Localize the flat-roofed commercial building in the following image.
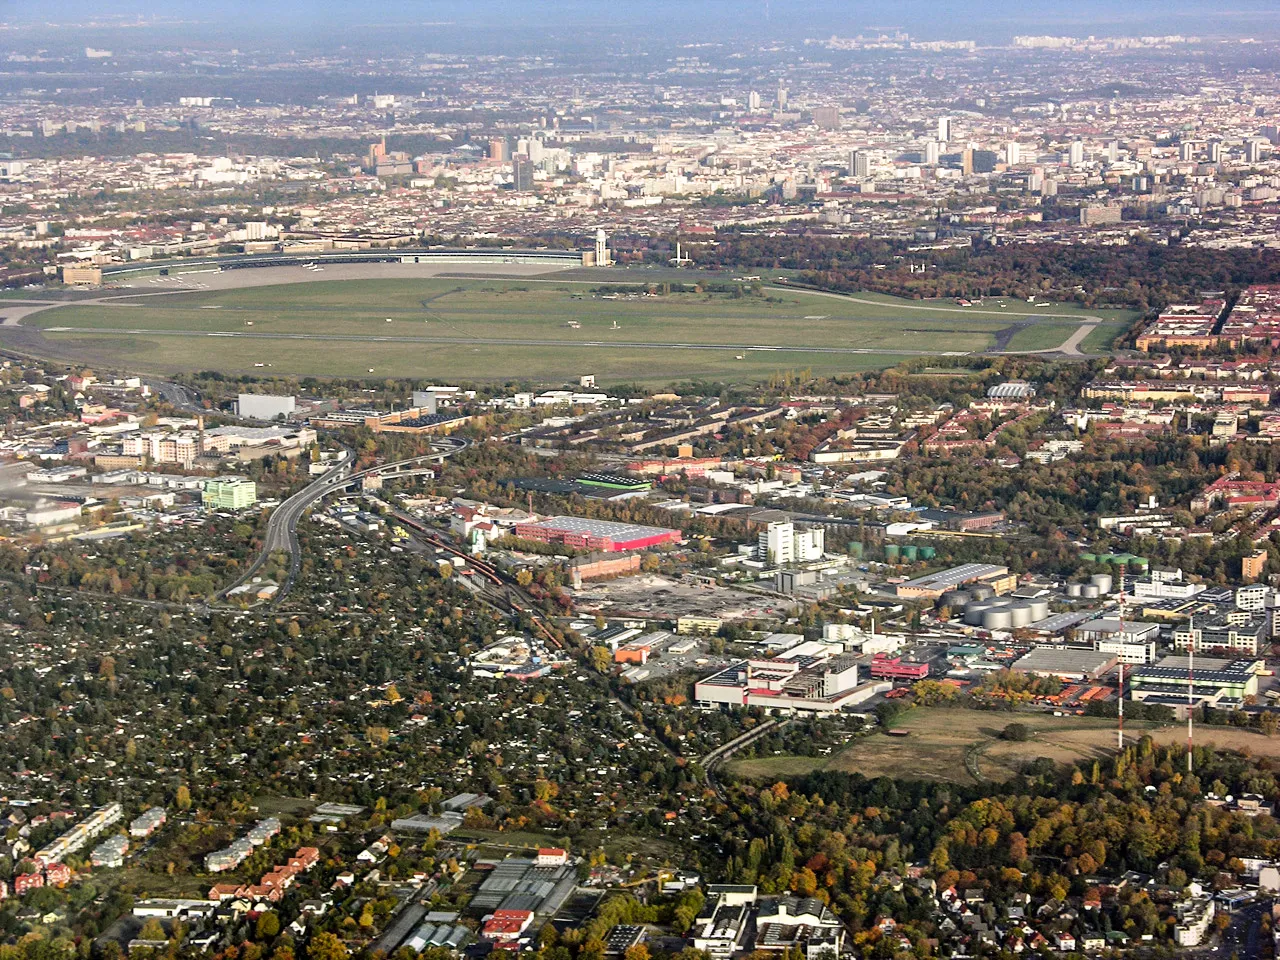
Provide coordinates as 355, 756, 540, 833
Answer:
1129, 656, 1262, 708
62, 264, 103, 285
1074, 618, 1161, 644
1172, 616, 1268, 656
1011, 648, 1118, 681
236, 394, 296, 420
696, 650, 875, 713
895, 563, 1014, 600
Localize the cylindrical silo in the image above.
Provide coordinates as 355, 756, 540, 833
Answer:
964, 601, 996, 625
1081, 584, 1100, 599
940, 589, 971, 610
1090, 573, 1113, 595
902, 544, 919, 562
969, 584, 995, 602
1066, 583, 1082, 598
1027, 599, 1050, 622
1008, 603, 1033, 628
982, 608, 1014, 630
885, 543, 900, 562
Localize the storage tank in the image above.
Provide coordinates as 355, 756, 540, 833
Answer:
963, 601, 997, 625
902, 544, 919, 562
939, 589, 971, 610
981, 608, 1014, 631
919, 546, 938, 560
848, 541, 864, 559
1081, 584, 1100, 599
1027, 599, 1051, 622
884, 543, 901, 561
1008, 603, 1034, 628
1090, 573, 1113, 595
969, 584, 996, 602
1066, 583, 1083, 598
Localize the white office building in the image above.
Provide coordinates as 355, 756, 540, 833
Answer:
236, 393, 296, 420
758, 521, 825, 565
760, 521, 795, 565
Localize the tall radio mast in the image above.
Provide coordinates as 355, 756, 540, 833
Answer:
1117, 572, 1125, 751
1187, 616, 1195, 775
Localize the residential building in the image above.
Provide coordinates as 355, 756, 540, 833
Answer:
129, 808, 167, 839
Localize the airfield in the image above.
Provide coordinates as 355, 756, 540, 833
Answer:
0, 261, 1135, 384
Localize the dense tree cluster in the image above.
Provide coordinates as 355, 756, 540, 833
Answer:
715, 739, 1280, 950
676, 235, 1280, 311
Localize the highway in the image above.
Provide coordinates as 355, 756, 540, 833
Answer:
145, 378, 205, 413
216, 437, 469, 604
1209, 896, 1271, 960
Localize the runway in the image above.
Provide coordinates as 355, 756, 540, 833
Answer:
35, 324, 942, 357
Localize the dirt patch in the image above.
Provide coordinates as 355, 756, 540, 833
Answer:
571, 573, 779, 620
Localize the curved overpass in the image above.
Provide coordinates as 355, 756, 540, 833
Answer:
217, 437, 468, 605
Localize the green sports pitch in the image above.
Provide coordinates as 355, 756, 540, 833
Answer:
27, 276, 1134, 384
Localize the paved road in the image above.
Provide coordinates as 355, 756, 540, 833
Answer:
146, 378, 204, 412
1182, 897, 1272, 960
217, 439, 469, 604
217, 450, 356, 601
1017, 321, 1101, 357
1222, 897, 1270, 960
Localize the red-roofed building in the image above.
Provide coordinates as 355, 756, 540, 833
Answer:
13, 873, 43, 894
869, 654, 930, 680
535, 847, 568, 866
1192, 474, 1280, 513
482, 909, 534, 942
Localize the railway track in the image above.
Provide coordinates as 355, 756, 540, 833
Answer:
391, 511, 563, 649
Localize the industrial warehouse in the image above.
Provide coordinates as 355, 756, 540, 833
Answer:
512, 516, 682, 552
894, 563, 1018, 600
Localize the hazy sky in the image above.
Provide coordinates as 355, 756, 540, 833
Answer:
13, 0, 1280, 41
